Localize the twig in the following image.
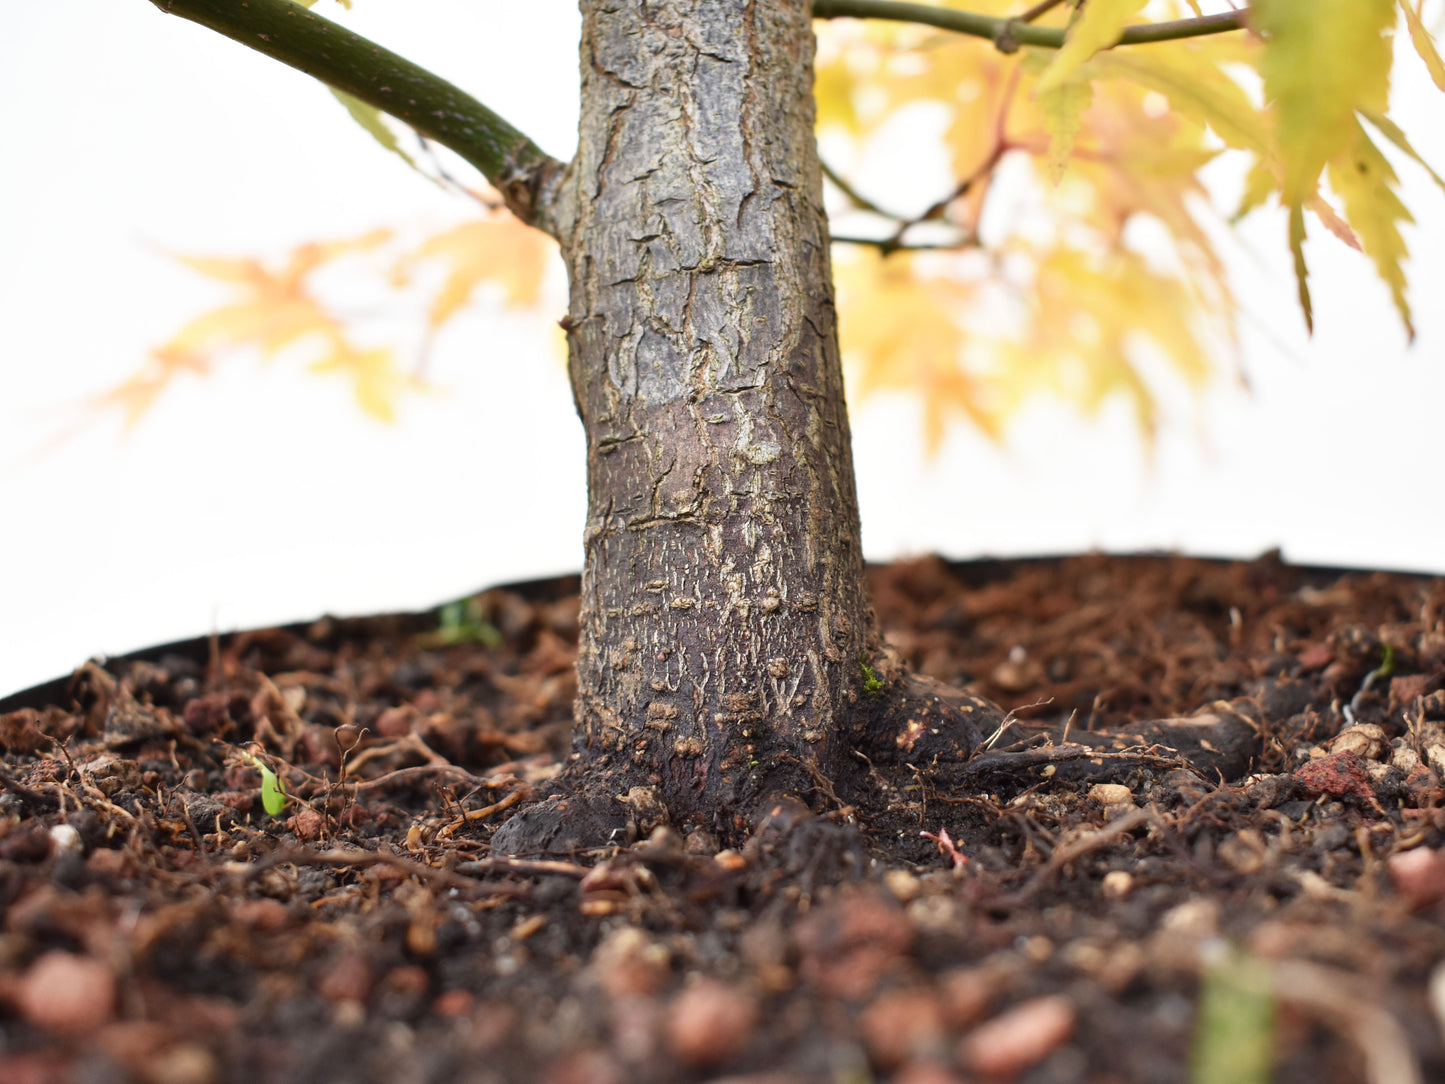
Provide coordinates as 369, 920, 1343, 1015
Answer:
455, 856, 592, 879
0, 767, 60, 812
145, 0, 562, 231
994, 805, 1166, 905
813, 0, 1248, 53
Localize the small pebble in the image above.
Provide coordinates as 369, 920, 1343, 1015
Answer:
1388, 847, 1445, 909
957, 995, 1075, 1077
666, 980, 757, 1068
16, 951, 116, 1034
1101, 870, 1133, 899
1088, 784, 1133, 807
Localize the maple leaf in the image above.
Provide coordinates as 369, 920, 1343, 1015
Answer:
1400, 0, 1445, 92
395, 214, 555, 333
1327, 120, 1416, 339
1253, 0, 1396, 205
96, 229, 395, 427
1035, 0, 1150, 96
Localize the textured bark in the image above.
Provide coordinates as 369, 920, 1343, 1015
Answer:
547, 0, 873, 835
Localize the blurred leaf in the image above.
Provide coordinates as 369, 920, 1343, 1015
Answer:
1191, 949, 1274, 1084
395, 215, 555, 332
1036, 71, 1093, 184
1400, 0, 1445, 91
329, 88, 433, 179
1035, 0, 1149, 96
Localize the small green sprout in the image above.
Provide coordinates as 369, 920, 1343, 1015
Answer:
242, 752, 288, 816
859, 655, 884, 697
419, 596, 503, 648
1191, 946, 1274, 1084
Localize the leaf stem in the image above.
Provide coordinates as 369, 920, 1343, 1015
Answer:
812, 0, 1246, 51
145, 0, 563, 232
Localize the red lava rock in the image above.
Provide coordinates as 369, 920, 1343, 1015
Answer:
892, 1065, 967, 1084
375, 705, 419, 738
181, 695, 230, 736
382, 965, 431, 997
231, 897, 289, 931
215, 791, 255, 813
666, 980, 758, 1069
1389, 673, 1432, 712
1388, 847, 1445, 909
541, 1048, 624, 1084
15, 952, 117, 1035
957, 995, 1075, 1078
794, 891, 914, 1000
1292, 750, 1378, 803
1297, 643, 1333, 670
860, 987, 946, 1069
939, 968, 998, 1026
433, 989, 474, 1017
287, 806, 325, 841
591, 928, 672, 998
0, 709, 50, 754
317, 952, 373, 1004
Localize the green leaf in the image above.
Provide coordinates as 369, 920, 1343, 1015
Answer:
329, 88, 435, 181
1191, 949, 1275, 1084
244, 752, 287, 816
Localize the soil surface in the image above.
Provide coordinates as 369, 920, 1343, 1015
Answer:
3, 552, 1445, 1084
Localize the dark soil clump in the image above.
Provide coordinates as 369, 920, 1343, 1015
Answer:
2, 552, 1444, 1083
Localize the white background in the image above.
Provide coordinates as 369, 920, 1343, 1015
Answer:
2, 1, 1443, 697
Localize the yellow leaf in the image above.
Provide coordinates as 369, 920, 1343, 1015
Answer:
1090, 42, 1268, 153
310, 345, 407, 422
814, 57, 862, 134
1327, 121, 1415, 338
1035, 0, 1149, 96
1400, 0, 1445, 92
1361, 109, 1445, 194
1253, 0, 1396, 204
834, 250, 1002, 450
399, 215, 555, 331
1233, 156, 1278, 220
1036, 76, 1093, 184
1288, 202, 1312, 334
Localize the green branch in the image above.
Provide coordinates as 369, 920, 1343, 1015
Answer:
812, 0, 1247, 51
145, 0, 562, 231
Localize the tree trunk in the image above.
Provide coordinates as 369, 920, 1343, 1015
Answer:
491, 0, 992, 855
552, 0, 872, 838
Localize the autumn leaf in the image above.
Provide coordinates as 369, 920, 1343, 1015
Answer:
1327, 121, 1415, 338
1035, 0, 1149, 96
96, 229, 397, 426
1253, 0, 1396, 205
395, 214, 555, 333
1035, 66, 1093, 185
1400, 0, 1445, 92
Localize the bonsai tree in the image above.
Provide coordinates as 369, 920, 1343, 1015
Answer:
133, 0, 1442, 849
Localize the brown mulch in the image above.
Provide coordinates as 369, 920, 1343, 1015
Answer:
2, 552, 1445, 1083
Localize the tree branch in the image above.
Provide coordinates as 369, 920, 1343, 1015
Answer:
812, 0, 1247, 52
145, 0, 564, 234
